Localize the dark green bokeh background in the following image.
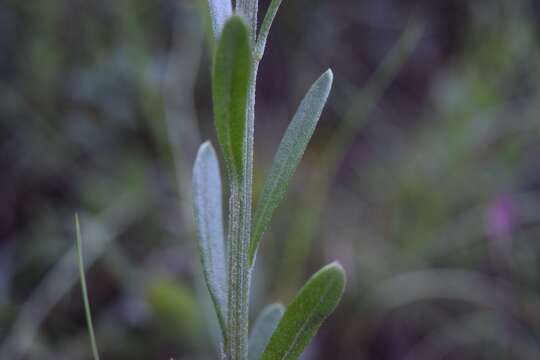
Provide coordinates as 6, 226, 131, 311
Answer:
1, 0, 540, 359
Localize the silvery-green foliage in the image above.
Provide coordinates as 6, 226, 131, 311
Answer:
193, 2, 345, 360
254, 0, 283, 60
260, 263, 346, 360
74, 1, 345, 359
212, 16, 252, 183
193, 142, 228, 339
207, 0, 233, 38
212, 16, 253, 359
250, 70, 333, 265
248, 303, 284, 360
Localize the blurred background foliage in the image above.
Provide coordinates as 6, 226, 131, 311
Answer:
1, 0, 540, 359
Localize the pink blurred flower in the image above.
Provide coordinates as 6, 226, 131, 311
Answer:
484, 195, 514, 239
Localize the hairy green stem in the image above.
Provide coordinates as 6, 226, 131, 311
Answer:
236, 0, 258, 42
203, 3, 343, 359
225, 2, 263, 358
226, 41, 261, 360
227, 183, 248, 359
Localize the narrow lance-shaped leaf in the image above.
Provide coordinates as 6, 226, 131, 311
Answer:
250, 70, 333, 264
212, 16, 252, 183
207, 0, 233, 38
193, 142, 228, 339
261, 262, 346, 360
248, 303, 285, 360
255, 0, 284, 60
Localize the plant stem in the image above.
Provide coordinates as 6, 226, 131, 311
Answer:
225, 3, 259, 359
226, 38, 261, 360
236, 0, 258, 43
227, 60, 260, 360
227, 183, 246, 359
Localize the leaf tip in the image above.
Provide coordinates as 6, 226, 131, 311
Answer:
195, 141, 217, 163
328, 260, 345, 272
327, 260, 344, 271
323, 261, 347, 289
201, 139, 212, 147
311, 68, 334, 105
222, 14, 250, 37
323, 68, 334, 83
316, 69, 333, 92
267, 302, 285, 313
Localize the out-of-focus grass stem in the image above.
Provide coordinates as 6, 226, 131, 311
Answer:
75, 214, 101, 360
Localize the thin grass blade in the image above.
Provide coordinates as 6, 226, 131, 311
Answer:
193, 142, 228, 339
260, 262, 346, 360
212, 16, 252, 183
255, 0, 284, 60
248, 303, 285, 360
75, 214, 101, 360
250, 70, 333, 264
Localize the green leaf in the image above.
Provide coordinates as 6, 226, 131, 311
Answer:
250, 70, 333, 264
212, 16, 252, 183
192, 142, 228, 339
248, 303, 285, 360
261, 262, 346, 360
255, 0, 284, 60
207, 0, 232, 38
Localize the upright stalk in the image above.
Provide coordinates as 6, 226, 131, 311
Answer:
227, 182, 249, 359
236, 0, 258, 43
201, 2, 342, 359
226, 54, 257, 360
226, 2, 258, 359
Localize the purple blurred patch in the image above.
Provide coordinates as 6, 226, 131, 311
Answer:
484, 195, 514, 239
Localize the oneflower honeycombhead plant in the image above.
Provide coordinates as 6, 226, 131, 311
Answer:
194, 1, 346, 360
